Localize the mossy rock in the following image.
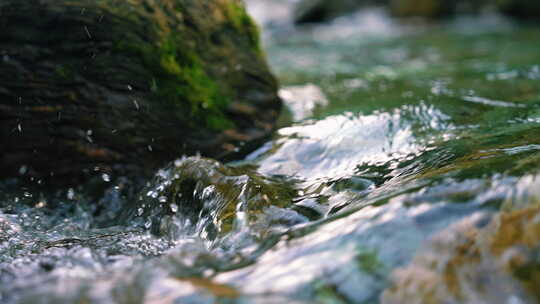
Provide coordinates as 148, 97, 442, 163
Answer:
121, 157, 297, 240
382, 206, 540, 303
0, 0, 280, 188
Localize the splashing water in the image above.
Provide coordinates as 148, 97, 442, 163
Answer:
2, 8, 540, 304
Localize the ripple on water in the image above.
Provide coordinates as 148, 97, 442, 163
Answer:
2, 10, 540, 303
255, 103, 452, 181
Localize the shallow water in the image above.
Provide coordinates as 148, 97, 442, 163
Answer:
2, 7, 540, 304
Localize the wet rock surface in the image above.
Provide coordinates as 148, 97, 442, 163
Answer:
497, 0, 540, 18
291, 0, 540, 23
0, 0, 281, 188
382, 203, 540, 304
122, 157, 299, 241
2, 2, 540, 304
293, 0, 372, 24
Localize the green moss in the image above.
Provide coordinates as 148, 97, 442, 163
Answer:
356, 247, 385, 276
102, 0, 273, 131
224, 1, 263, 55
116, 32, 234, 130
312, 280, 349, 304
156, 35, 234, 129
101, 0, 247, 131
54, 65, 74, 80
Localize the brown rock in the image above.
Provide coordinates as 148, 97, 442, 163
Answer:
0, 0, 281, 188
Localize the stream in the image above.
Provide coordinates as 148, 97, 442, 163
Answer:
2, 4, 540, 304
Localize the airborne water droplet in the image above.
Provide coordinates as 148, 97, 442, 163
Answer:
137, 208, 144, 216
102, 173, 110, 182
67, 188, 75, 200
170, 203, 178, 213
144, 219, 152, 229
19, 165, 27, 175
146, 190, 158, 198
158, 196, 167, 203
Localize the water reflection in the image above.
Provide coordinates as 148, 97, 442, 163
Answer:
255, 103, 450, 182
2, 3, 540, 303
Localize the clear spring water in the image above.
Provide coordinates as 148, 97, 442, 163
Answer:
2, 8, 540, 304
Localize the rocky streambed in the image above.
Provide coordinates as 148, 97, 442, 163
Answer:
2, 2, 540, 303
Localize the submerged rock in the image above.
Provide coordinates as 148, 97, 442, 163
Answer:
294, 0, 361, 24
293, 0, 393, 24
389, 0, 491, 18
0, 0, 281, 188
497, 0, 540, 18
389, 0, 456, 18
293, 0, 505, 22
122, 157, 299, 241
382, 205, 540, 304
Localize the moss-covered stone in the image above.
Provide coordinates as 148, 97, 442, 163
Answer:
122, 157, 297, 239
0, 0, 281, 189
382, 206, 540, 303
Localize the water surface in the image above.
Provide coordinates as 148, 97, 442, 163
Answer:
2, 7, 540, 304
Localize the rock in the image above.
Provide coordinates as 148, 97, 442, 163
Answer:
122, 157, 298, 240
294, 0, 492, 22
389, 0, 456, 18
293, 0, 540, 23
0, 0, 281, 188
390, 0, 498, 18
382, 206, 540, 304
497, 0, 540, 18
294, 0, 383, 24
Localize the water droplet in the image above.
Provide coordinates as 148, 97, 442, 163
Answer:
67, 188, 75, 200
170, 203, 178, 213
202, 186, 215, 199
19, 165, 27, 175
159, 196, 167, 203
144, 219, 152, 229
137, 208, 144, 216
84, 26, 92, 39
146, 190, 158, 198
101, 173, 110, 182
35, 201, 46, 208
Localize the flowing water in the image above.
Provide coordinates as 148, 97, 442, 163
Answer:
2, 6, 540, 304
